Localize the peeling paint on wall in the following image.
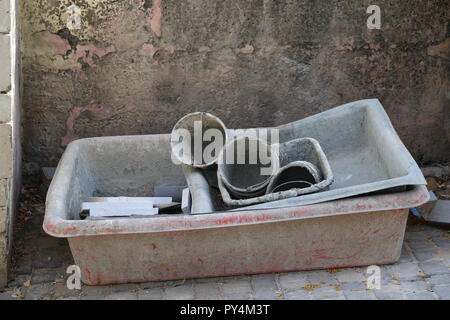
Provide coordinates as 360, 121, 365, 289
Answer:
62, 102, 116, 146
427, 38, 450, 60
19, 0, 450, 172
146, 0, 162, 37
138, 43, 158, 57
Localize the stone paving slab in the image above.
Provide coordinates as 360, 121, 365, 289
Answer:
433, 284, 450, 299
138, 287, 164, 300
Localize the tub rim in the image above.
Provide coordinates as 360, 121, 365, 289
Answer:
44, 184, 429, 238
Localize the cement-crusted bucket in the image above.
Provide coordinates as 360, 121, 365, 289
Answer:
218, 137, 333, 206
170, 112, 228, 167
217, 136, 279, 199
266, 161, 321, 194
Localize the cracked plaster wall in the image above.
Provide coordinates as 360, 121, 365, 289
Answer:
20, 0, 449, 172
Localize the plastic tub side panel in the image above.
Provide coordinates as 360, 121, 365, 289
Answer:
44, 185, 428, 238
68, 208, 408, 285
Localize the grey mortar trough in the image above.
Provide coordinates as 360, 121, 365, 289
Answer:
43, 99, 428, 285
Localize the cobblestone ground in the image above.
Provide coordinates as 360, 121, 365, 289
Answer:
0, 185, 449, 300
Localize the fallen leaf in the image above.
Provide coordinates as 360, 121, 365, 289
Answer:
426, 177, 440, 191
328, 268, 341, 273
41, 296, 55, 300
303, 284, 320, 291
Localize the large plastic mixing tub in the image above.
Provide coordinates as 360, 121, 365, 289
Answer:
44, 132, 429, 285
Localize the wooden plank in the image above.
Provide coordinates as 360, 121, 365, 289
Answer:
82, 202, 158, 217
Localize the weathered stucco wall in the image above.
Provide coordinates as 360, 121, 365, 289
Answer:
20, 0, 449, 172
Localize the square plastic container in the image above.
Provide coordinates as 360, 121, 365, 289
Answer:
44, 131, 428, 285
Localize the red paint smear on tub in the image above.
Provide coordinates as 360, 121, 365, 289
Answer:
146, 0, 162, 37
213, 213, 277, 226
60, 226, 79, 235
312, 246, 365, 261
43, 222, 56, 234
61, 102, 116, 146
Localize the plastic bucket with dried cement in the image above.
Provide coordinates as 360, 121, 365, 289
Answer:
217, 136, 279, 199
219, 137, 333, 206
266, 160, 322, 194
170, 112, 228, 167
